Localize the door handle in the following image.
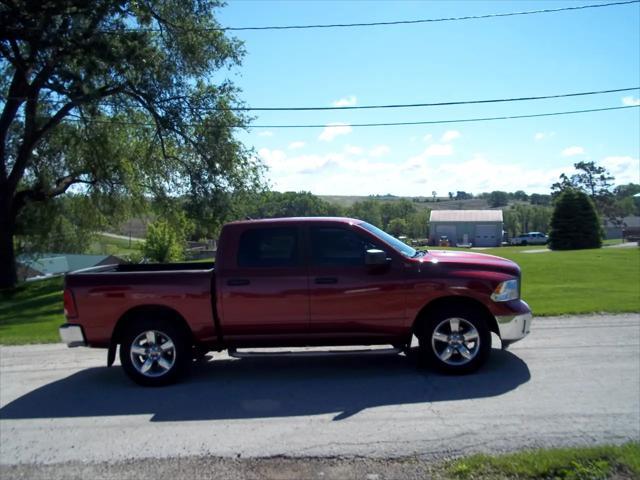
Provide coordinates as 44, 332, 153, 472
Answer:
227, 278, 250, 286
315, 277, 338, 284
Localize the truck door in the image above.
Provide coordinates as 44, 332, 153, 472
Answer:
218, 225, 309, 342
307, 224, 407, 341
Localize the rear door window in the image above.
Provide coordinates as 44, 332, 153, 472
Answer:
237, 227, 299, 267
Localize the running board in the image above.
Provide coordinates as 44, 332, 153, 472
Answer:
227, 347, 402, 359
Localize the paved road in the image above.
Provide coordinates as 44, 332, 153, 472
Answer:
1, 314, 639, 470
99, 231, 144, 243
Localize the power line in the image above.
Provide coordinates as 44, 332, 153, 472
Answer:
3, 86, 638, 112
204, 86, 640, 111
98, 0, 639, 32
62, 105, 639, 129
249, 105, 640, 128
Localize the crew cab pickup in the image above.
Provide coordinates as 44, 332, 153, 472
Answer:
60, 217, 532, 386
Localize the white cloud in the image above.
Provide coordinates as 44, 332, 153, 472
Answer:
318, 123, 352, 142
258, 148, 287, 168
257, 130, 274, 137
369, 145, 390, 157
534, 132, 555, 141
264, 144, 579, 196
622, 96, 640, 106
561, 146, 585, 157
441, 130, 461, 142
288, 141, 305, 150
404, 144, 454, 171
422, 133, 433, 142
424, 143, 454, 156
344, 145, 364, 155
258, 148, 335, 174
332, 95, 357, 107
601, 156, 640, 184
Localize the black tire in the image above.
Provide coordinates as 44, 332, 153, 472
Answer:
416, 305, 491, 374
119, 318, 191, 386
521, 240, 528, 246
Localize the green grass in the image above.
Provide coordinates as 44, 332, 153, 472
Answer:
0, 276, 64, 344
482, 246, 639, 316
422, 245, 640, 316
448, 443, 640, 479
87, 233, 142, 256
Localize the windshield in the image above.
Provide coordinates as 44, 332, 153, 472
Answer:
358, 222, 418, 258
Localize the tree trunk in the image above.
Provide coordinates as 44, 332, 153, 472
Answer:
0, 196, 17, 290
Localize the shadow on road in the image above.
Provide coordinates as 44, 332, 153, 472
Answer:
0, 349, 530, 422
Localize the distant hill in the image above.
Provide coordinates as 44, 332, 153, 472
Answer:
320, 195, 495, 211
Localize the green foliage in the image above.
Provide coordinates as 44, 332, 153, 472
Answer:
1, 0, 262, 287
349, 200, 383, 226
406, 210, 430, 238
503, 204, 552, 237
512, 190, 528, 201
550, 161, 634, 224
248, 191, 340, 218
448, 443, 639, 479
549, 189, 602, 250
346, 198, 426, 238
142, 219, 187, 263
552, 161, 614, 199
14, 194, 118, 255
488, 190, 509, 207
529, 193, 552, 206
386, 218, 408, 236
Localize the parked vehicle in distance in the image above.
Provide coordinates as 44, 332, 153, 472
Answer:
60, 217, 533, 386
510, 232, 548, 246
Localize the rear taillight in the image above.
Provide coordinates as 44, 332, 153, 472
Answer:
63, 289, 78, 318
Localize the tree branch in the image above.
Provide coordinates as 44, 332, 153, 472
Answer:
6, 84, 124, 194
11, 174, 95, 218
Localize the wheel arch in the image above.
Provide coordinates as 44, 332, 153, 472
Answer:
412, 296, 500, 338
108, 305, 193, 367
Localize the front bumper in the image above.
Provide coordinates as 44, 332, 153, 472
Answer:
59, 324, 86, 347
495, 301, 533, 347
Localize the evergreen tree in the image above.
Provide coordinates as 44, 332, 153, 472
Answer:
549, 189, 602, 250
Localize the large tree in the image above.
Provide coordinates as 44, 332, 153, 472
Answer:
0, 0, 262, 288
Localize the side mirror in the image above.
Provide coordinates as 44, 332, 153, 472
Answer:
365, 249, 389, 266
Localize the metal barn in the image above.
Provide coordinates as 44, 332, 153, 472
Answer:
428, 210, 503, 247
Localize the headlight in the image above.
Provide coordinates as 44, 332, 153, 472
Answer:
491, 279, 519, 302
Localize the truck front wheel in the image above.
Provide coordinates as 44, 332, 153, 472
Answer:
417, 306, 491, 374
120, 319, 191, 386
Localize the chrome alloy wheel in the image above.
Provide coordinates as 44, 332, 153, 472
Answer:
431, 317, 480, 366
129, 330, 176, 378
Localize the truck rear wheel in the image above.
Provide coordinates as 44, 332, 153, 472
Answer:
417, 306, 491, 374
120, 319, 190, 386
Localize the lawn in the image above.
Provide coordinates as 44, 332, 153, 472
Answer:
87, 233, 142, 257
448, 442, 640, 479
0, 276, 64, 345
0, 246, 638, 345
476, 246, 640, 316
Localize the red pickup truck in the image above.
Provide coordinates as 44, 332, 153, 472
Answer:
60, 217, 532, 386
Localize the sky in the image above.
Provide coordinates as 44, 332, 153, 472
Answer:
215, 0, 640, 196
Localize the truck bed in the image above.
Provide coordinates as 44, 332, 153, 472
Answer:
71, 262, 215, 274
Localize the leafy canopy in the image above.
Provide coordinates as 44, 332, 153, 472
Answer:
0, 0, 264, 286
